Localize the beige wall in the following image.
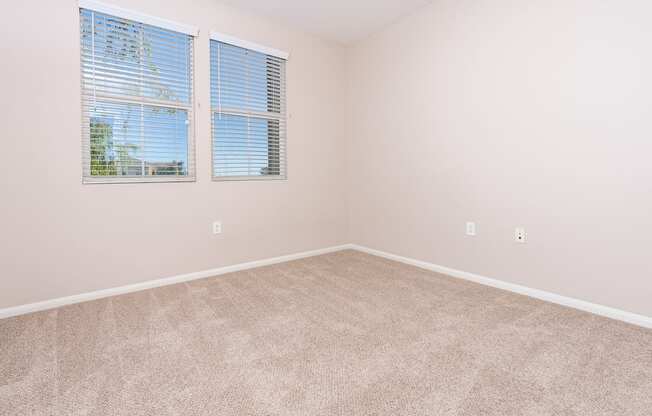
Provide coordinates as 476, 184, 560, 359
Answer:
0, 0, 348, 309
2, 0, 651, 318
346, 0, 652, 317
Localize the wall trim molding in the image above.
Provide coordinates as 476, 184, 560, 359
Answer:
350, 244, 652, 329
2, 243, 650, 329
0, 244, 354, 320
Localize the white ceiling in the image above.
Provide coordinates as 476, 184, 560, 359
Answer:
221, 0, 432, 44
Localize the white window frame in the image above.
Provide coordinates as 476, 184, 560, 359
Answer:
209, 32, 289, 181
79, 0, 198, 36
209, 32, 289, 60
79, 0, 198, 184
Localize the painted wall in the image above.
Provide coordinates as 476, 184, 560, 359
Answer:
2, 0, 651, 319
346, 0, 652, 317
0, 0, 348, 309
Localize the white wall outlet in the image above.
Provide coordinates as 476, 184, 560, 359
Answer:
466, 222, 476, 236
212, 221, 222, 235
515, 227, 526, 243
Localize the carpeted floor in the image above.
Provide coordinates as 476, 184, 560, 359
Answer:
1, 250, 651, 415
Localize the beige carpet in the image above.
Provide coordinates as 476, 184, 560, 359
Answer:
1, 250, 651, 415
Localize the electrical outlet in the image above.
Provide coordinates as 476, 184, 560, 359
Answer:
213, 221, 222, 235
515, 227, 525, 243
466, 222, 476, 236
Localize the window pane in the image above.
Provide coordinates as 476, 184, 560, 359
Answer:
213, 113, 280, 177
210, 42, 282, 114
210, 39, 286, 180
88, 101, 188, 177
80, 7, 194, 183
80, 9, 192, 104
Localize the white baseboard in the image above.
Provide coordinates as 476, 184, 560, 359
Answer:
350, 244, 652, 329
0, 244, 353, 320
2, 243, 650, 329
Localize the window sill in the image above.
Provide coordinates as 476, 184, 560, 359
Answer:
212, 175, 287, 182
82, 176, 196, 184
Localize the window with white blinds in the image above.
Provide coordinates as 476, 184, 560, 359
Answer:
80, 6, 195, 183
210, 37, 287, 180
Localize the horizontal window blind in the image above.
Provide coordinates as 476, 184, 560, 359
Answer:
210, 40, 287, 180
80, 7, 194, 183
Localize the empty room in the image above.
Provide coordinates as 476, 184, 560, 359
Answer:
1, 0, 651, 414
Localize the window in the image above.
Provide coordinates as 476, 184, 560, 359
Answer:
210, 34, 288, 180
79, 2, 196, 183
